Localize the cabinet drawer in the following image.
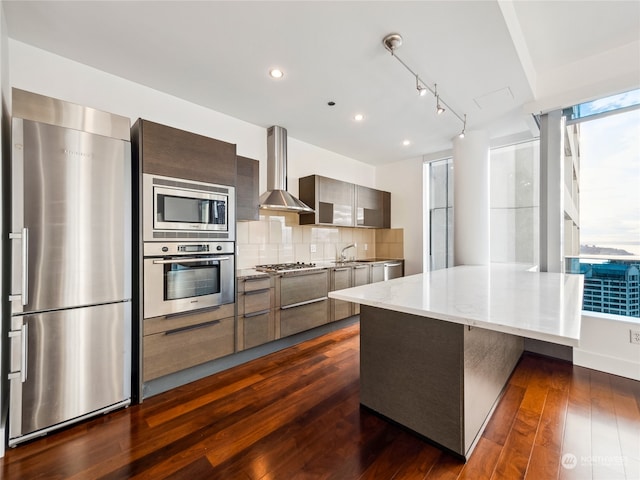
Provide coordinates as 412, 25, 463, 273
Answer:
332, 267, 352, 290
280, 271, 328, 306
241, 276, 271, 292
238, 311, 275, 351
143, 316, 234, 381
280, 299, 329, 337
353, 265, 371, 286
371, 263, 385, 283
241, 289, 271, 314
143, 303, 235, 336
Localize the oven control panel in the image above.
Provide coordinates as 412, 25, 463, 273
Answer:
178, 244, 209, 253
144, 241, 234, 257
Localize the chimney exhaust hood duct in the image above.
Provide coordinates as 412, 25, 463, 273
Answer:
259, 126, 314, 213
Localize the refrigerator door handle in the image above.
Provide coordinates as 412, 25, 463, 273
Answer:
21, 323, 28, 383
9, 227, 29, 306
21, 228, 29, 306
8, 323, 28, 383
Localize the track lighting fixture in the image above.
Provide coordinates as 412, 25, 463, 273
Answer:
434, 84, 445, 115
416, 75, 428, 97
459, 114, 467, 138
382, 33, 466, 135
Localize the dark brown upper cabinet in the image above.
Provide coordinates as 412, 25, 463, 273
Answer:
298, 175, 390, 228
132, 119, 236, 186
299, 175, 355, 226
356, 185, 391, 228
236, 155, 259, 221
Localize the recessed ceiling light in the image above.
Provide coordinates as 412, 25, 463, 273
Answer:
354, 113, 364, 121
269, 68, 284, 79
403, 140, 411, 146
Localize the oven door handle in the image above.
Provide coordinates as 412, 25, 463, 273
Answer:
152, 256, 231, 265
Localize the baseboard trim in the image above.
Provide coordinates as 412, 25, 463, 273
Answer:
573, 349, 640, 381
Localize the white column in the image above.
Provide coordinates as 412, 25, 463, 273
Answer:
453, 130, 490, 266
539, 111, 564, 273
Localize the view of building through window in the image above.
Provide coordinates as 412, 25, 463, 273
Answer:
567, 89, 640, 318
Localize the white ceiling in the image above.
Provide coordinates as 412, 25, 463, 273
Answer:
3, 1, 639, 166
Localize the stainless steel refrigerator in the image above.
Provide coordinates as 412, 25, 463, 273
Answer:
8, 89, 132, 447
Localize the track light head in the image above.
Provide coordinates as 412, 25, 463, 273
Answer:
436, 95, 445, 114
416, 75, 428, 96
459, 114, 467, 138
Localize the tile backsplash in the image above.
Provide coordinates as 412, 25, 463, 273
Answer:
236, 212, 403, 269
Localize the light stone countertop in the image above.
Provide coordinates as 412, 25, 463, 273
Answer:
236, 268, 270, 280
329, 264, 584, 347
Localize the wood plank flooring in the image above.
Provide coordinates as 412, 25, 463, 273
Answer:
1, 322, 639, 479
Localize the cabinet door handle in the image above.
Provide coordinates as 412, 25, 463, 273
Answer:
244, 288, 270, 296
281, 297, 328, 310
164, 319, 221, 336
163, 305, 220, 319
354, 265, 368, 269
334, 268, 351, 272
244, 309, 270, 318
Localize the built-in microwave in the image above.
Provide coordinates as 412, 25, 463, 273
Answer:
143, 173, 235, 242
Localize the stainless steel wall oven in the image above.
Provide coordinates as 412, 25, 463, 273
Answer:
143, 242, 235, 319
143, 173, 235, 242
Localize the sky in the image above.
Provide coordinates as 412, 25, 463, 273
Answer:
578, 91, 640, 256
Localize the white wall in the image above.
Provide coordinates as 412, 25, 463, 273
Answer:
376, 156, 423, 275
286, 136, 375, 198
8, 40, 375, 197
574, 313, 640, 381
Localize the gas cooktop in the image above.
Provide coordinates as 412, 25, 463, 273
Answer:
255, 262, 319, 273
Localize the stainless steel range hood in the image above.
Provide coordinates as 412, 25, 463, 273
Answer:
259, 126, 314, 213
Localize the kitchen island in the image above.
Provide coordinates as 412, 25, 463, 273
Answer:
329, 264, 583, 460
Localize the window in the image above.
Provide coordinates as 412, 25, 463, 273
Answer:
490, 140, 540, 265
565, 89, 640, 318
424, 158, 453, 271
424, 139, 540, 270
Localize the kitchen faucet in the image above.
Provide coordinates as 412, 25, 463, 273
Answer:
340, 244, 356, 261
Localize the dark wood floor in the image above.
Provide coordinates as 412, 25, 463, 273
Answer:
1, 322, 639, 479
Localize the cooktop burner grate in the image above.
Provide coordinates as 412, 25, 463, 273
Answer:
255, 262, 318, 272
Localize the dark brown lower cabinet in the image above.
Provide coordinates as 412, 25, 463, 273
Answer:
237, 275, 275, 351
142, 304, 236, 381
280, 299, 330, 337
331, 267, 353, 321
278, 270, 329, 338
